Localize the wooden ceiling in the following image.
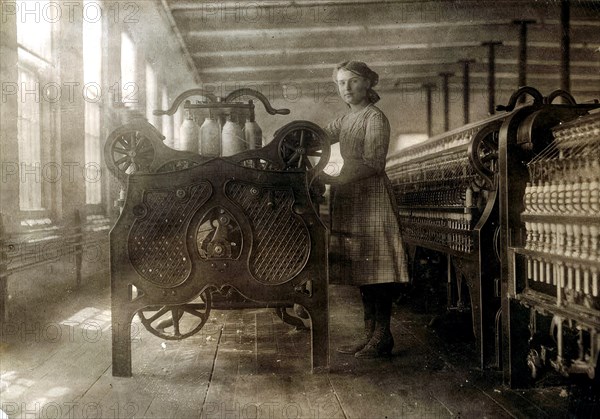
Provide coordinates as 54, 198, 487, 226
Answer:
160, 0, 600, 97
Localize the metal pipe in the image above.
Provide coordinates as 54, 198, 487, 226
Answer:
513, 20, 536, 90
560, 0, 570, 93
422, 83, 435, 137
482, 41, 503, 115
458, 59, 475, 124
439, 72, 454, 132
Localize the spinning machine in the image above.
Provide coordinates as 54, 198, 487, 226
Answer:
386, 106, 504, 370
104, 89, 330, 376
387, 86, 600, 389
499, 88, 600, 387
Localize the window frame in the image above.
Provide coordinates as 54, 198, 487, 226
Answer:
15, 5, 56, 222
16, 60, 54, 219
83, 12, 105, 212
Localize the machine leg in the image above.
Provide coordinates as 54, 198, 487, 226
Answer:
465, 274, 485, 370
307, 304, 329, 373
465, 278, 501, 370
0, 275, 7, 330
112, 305, 134, 377
75, 247, 83, 289
457, 257, 500, 370
275, 307, 309, 331
481, 279, 501, 370
502, 298, 531, 387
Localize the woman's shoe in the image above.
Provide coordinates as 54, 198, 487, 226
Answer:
336, 318, 375, 354
336, 341, 369, 354
354, 328, 393, 358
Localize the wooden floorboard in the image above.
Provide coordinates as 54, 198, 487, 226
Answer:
327, 288, 510, 419
202, 309, 345, 419
1, 280, 581, 419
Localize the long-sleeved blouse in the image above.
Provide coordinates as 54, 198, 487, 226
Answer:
325, 104, 409, 285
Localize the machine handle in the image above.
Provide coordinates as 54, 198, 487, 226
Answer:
545, 89, 577, 105
496, 86, 544, 112
153, 89, 218, 116
225, 88, 290, 115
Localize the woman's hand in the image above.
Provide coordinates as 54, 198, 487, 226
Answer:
318, 173, 340, 185
318, 163, 378, 185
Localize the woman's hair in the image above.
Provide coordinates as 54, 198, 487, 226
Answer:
333, 61, 381, 104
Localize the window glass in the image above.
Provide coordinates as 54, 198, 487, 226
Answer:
146, 62, 157, 123
17, 67, 43, 210
83, 5, 103, 205
15, 0, 54, 211
16, 0, 53, 61
120, 32, 137, 106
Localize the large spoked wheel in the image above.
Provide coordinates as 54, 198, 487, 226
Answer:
137, 290, 212, 340
469, 124, 499, 190
105, 123, 159, 180
275, 121, 330, 176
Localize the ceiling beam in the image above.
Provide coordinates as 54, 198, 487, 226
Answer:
185, 20, 530, 38
197, 60, 598, 76
192, 41, 484, 58
168, 0, 406, 11
193, 71, 599, 87
191, 40, 597, 59
182, 26, 598, 55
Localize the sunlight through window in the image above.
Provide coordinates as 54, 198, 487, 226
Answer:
120, 32, 136, 107
83, 3, 103, 205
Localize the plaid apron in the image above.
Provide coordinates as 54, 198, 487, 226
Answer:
326, 105, 409, 286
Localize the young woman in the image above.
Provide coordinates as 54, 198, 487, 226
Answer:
320, 61, 409, 358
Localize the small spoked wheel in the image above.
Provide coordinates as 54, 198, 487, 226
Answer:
109, 131, 155, 174
105, 123, 159, 180
275, 121, 330, 175
137, 290, 212, 340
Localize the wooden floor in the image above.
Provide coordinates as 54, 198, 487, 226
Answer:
0, 277, 586, 419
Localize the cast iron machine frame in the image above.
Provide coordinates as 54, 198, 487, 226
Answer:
105, 89, 331, 377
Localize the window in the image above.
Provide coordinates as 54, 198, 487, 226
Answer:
83, 7, 103, 205
161, 86, 173, 142
16, 0, 53, 61
83, 105, 102, 205
146, 62, 157, 125
120, 32, 137, 107
16, 0, 53, 211
17, 67, 43, 211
